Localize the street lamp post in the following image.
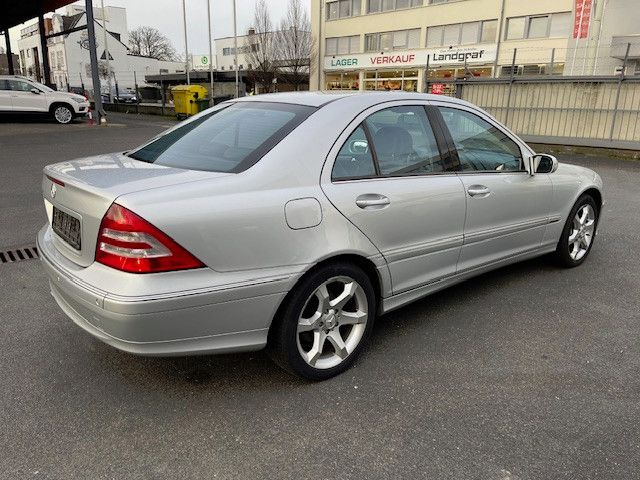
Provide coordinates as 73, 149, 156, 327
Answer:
233, 0, 238, 98
100, 0, 112, 103
182, 0, 190, 84
207, 0, 214, 104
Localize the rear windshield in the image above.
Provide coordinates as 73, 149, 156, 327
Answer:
128, 102, 316, 173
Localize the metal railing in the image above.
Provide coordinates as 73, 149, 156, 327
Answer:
426, 45, 640, 150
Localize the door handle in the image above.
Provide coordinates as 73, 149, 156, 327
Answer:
467, 185, 491, 197
356, 194, 390, 209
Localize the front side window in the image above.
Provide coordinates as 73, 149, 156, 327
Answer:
128, 102, 315, 173
366, 106, 443, 175
8, 80, 33, 92
438, 107, 522, 172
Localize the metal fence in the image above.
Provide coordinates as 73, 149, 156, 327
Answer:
431, 75, 640, 150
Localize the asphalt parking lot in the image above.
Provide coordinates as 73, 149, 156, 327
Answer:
1, 113, 639, 479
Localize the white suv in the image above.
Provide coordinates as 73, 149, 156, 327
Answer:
0, 75, 90, 124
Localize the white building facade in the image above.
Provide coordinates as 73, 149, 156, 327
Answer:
17, 5, 183, 94
311, 0, 640, 92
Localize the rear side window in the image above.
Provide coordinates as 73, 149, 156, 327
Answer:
128, 102, 316, 173
365, 106, 443, 175
438, 107, 523, 172
332, 126, 377, 180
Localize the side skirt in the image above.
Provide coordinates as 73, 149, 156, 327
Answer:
380, 244, 557, 314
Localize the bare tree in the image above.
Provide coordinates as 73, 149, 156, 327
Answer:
275, 0, 313, 90
245, 0, 276, 93
129, 26, 177, 61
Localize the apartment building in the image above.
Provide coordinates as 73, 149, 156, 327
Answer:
310, 0, 635, 92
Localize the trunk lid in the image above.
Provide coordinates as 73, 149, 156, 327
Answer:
42, 152, 229, 267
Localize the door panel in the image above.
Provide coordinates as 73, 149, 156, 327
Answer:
323, 104, 465, 294
0, 80, 12, 111
8, 80, 48, 112
323, 176, 466, 293
434, 104, 553, 271
456, 172, 552, 271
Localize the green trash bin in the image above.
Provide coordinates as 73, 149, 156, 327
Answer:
195, 98, 210, 113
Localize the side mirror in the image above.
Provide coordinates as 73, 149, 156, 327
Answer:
528, 153, 558, 175
30, 88, 41, 95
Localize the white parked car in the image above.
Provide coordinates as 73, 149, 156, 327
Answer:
0, 75, 90, 124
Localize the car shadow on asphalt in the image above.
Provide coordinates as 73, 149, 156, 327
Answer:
0, 113, 86, 125
88, 253, 559, 390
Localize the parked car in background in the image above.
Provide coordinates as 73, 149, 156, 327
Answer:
114, 91, 138, 104
0, 75, 89, 124
38, 92, 604, 380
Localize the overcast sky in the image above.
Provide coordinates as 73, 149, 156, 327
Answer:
4, 0, 307, 56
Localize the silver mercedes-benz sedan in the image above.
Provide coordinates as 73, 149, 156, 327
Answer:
38, 92, 603, 380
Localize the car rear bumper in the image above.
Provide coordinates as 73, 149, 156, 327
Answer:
37, 225, 288, 356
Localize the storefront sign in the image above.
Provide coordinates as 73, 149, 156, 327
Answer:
325, 50, 422, 70
573, 0, 593, 39
431, 83, 445, 95
325, 45, 497, 71
426, 46, 497, 66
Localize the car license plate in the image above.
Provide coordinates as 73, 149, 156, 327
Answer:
52, 207, 81, 250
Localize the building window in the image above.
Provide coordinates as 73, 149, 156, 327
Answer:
480, 20, 498, 43
363, 69, 418, 91
505, 12, 571, 40
367, 0, 422, 13
327, 0, 361, 20
427, 20, 497, 47
326, 72, 360, 90
326, 35, 360, 55
365, 29, 420, 52
499, 63, 564, 77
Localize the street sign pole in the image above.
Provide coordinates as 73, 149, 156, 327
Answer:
182, 0, 190, 85
207, 0, 214, 104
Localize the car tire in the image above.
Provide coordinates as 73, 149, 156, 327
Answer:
268, 263, 377, 381
554, 194, 598, 268
51, 104, 74, 124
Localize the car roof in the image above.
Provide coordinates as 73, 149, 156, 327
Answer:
232, 90, 473, 109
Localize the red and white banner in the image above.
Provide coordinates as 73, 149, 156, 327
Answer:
573, 0, 593, 39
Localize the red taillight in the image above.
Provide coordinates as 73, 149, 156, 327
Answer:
95, 203, 205, 274
46, 175, 65, 187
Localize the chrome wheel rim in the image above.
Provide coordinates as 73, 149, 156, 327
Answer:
54, 106, 72, 124
296, 276, 368, 370
569, 204, 595, 261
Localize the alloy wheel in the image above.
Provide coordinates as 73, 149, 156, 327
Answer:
568, 204, 595, 261
296, 276, 368, 370
54, 106, 73, 124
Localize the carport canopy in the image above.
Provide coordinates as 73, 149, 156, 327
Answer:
2, 0, 76, 31
2, 0, 77, 78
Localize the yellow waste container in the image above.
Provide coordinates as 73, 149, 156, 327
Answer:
171, 85, 209, 119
